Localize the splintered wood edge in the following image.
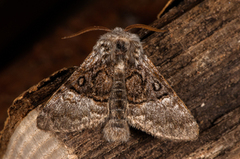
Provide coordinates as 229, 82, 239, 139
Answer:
0, 66, 78, 158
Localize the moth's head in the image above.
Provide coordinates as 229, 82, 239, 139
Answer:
97, 27, 141, 57
62, 24, 166, 64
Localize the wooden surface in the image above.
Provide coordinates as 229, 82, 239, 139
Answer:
1, 0, 240, 158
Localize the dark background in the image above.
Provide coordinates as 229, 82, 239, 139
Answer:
0, 0, 175, 130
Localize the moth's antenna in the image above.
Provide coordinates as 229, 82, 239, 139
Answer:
124, 24, 167, 32
157, 0, 174, 19
62, 26, 111, 39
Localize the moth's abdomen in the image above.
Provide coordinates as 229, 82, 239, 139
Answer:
104, 74, 130, 142
109, 81, 127, 119
104, 73, 130, 142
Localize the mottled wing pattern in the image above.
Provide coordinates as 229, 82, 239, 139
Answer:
126, 55, 199, 140
37, 50, 113, 132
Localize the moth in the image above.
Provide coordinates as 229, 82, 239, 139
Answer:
37, 24, 199, 142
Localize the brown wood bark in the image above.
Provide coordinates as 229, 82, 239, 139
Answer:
1, 0, 240, 158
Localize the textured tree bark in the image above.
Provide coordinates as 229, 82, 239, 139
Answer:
1, 0, 240, 158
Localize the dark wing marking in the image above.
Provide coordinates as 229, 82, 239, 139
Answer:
126, 55, 199, 140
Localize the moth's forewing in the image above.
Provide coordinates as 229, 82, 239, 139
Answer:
37, 50, 111, 132
126, 56, 199, 140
